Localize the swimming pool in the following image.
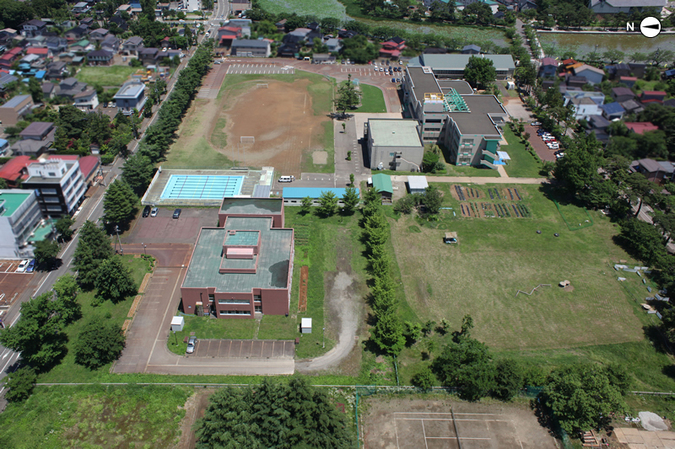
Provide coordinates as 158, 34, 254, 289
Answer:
160, 175, 244, 200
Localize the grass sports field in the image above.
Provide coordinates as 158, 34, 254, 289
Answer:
165, 71, 334, 175
75, 66, 137, 87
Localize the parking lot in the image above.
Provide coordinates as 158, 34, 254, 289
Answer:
124, 207, 218, 245
227, 63, 295, 75
524, 124, 557, 162
192, 339, 295, 359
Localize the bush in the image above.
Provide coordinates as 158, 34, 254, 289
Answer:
411, 366, 435, 392
100, 153, 115, 165
74, 316, 126, 370
4, 366, 37, 402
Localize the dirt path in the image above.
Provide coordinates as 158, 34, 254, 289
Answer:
173, 388, 214, 449
296, 230, 362, 373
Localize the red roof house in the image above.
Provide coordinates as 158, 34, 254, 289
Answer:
77, 155, 100, 180
625, 122, 659, 135
641, 91, 667, 104
0, 155, 31, 186
217, 26, 242, 46
27, 47, 49, 57
379, 37, 405, 59
0, 47, 23, 69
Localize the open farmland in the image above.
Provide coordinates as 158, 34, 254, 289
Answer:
390, 183, 644, 352
258, 0, 346, 19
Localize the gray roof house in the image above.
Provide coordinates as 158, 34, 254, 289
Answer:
231, 39, 271, 58
12, 122, 56, 157
87, 49, 113, 65
122, 36, 144, 55
590, 0, 666, 14
57, 77, 88, 99
101, 34, 120, 53
114, 79, 147, 115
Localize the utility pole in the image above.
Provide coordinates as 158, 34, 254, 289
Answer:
115, 225, 123, 255
322, 327, 325, 349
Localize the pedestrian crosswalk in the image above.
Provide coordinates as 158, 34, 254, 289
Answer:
227, 63, 295, 75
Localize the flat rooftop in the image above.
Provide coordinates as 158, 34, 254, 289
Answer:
0, 191, 31, 217
115, 83, 144, 98
418, 54, 515, 71
182, 217, 292, 293
220, 197, 282, 215
369, 119, 421, 147
437, 79, 473, 95
448, 95, 506, 136
408, 67, 441, 103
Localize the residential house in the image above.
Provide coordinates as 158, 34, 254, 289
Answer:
122, 36, 144, 55
113, 79, 146, 115
380, 37, 406, 59
72, 2, 92, 14
572, 64, 605, 85
45, 61, 67, 80
12, 122, 56, 157
569, 96, 602, 120
231, 39, 271, 58
139, 47, 160, 65
109, 15, 129, 32
621, 99, 644, 115
567, 75, 588, 88
539, 57, 558, 78
461, 44, 481, 55
606, 62, 631, 79
181, 0, 201, 13
80, 17, 95, 28
633, 158, 674, 184
283, 28, 311, 45
45, 36, 68, 54
26, 47, 49, 61
69, 39, 95, 55
629, 63, 647, 79
73, 88, 99, 111
338, 29, 358, 39
517, 0, 537, 10
42, 82, 57, 100
0, 73, 18, 93
224, 19, 252, 37
275, 19, 287, 32
619, 76, 637, 88
589, 114, 611, 131
601, 102, 625, 120
87, 49, 113, 66
0, 156, 32, 187
101, 34, 120, 53
590, 0, 666, 14
231, 0, 252, 15
0, 47, 23, 69
0, 189, 46, 258
312, 53, 336, 64
88, 28, 109, 43
664, 98, 675, 108
611, 87, 634, 103
21, 20, 47, 38
0, 95, 33, 126
325, 38, 342, 53
277, 43, 300, 58
641, 90, 666, 104
57, 77, 88, 99
22, 156, 86, 217
625, 122, 659, 134
65, 25, 89, 42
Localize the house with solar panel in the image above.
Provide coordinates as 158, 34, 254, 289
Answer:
180, 197, 294, 319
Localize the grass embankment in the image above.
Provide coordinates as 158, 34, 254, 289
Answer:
346, 82, 387, 113
0, 384, 191, 449
501, 126, 542, 178
76, 66, 137, 87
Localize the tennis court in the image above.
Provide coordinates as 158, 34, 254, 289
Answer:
160, 175, 244, 200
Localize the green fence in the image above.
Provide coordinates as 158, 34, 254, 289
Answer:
553, 200, 594, 231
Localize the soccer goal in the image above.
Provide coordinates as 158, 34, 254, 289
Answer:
240, 136, 255, 144
256, 83, 268, 89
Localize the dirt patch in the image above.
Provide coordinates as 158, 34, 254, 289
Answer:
173, 388, 214, 449
312, 150, 328, 165
216, 79, 330, 177
298, 265, 308, 312
451, 185, 480, 201
362, 397, 558, 449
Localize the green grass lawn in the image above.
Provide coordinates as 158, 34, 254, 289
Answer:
76, 66, 137, 87
38, 255, 154, 383
258, 0, 346, 19
352, 83, 387, 113
0, 384, 191, 449
501, 126, 543, 178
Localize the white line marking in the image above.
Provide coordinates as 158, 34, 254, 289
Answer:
421, 419, 429, 449
10, 313, 21, 327
2, 352, 8, 359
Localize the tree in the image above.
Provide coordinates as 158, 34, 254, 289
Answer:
463, 1, 493, 25
627, 172, 656, 217
542, 364, 628, 433
603, 49, 624, 64
94, 256, 137, 304
422, 186, 442, 216
432, 336, 495, 401
653, 211, 675, 245
554, 133, 601, 197
74, 316, 125, 370
195, 377, 353, 449
371, 310, 406, 356
0, 178, 6, 189
333, 74, 362, 117
492, 359, 524, 401
52, 274, 81, 324
122, 153, 154, 197
4, 366, 37, 402
300, 196, 313, 215
0, 293, 69, 370
318, 191, 339, 217
103, 179, 138, 231
342, 187, 360, 215
422, 151, 440, 173
55, 216, 75, 242
73, 220, 113, 289
411, 366, 436, 391
619, 218, 669, 267
33, 239, 60, 268
464, 56, 496, 89
404, 321, 422, 345
28, 77, 43, 103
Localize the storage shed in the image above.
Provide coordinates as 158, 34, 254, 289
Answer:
407, 176, 428, 194
372, 173, 393, 203
444, 232, 458, 244
171, 316, 184, 332
301, 317, 312, 334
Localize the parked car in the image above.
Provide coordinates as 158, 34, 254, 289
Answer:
151, 207, 158, 217
391, 78, 396, 83
531, 121, 541, 126
173, 208, 182, 219
142, 205, 151, 217
186, 336, 197, 354
16, 259, 29, 273
555, 152, 565, 159
26, 259, 35, 273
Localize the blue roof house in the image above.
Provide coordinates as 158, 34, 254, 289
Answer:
602, 102, 625, 120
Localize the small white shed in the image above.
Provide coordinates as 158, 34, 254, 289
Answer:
171, 316, 184, 332
408, 176, 429, 194
301, 317, 312, 334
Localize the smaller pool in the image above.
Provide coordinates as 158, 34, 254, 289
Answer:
160, 175, 244, 200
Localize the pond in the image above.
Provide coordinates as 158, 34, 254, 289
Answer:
537, 32, 675, 58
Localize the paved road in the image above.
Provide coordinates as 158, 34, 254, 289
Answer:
390, 175, 547, 185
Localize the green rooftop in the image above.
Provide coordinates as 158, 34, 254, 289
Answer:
225, 230, 259, 246
0, 192, 32, 217
182, 217, 292, 293
220, 198, 283, 215
29, 219, 56, 243
372, 173, 393, 194
369, 119, 422, 148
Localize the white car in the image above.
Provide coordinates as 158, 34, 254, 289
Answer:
555, 152, 565, 159
16, 259, 29, 273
